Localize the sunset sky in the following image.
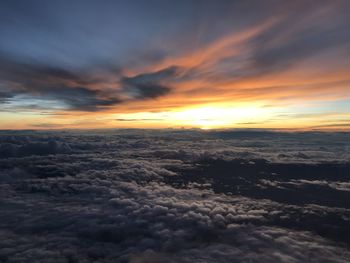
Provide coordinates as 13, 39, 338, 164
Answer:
1, 0, 350, 130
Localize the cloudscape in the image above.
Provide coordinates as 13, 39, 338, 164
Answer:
0, 0, 350, 130
1, 1, 350, 263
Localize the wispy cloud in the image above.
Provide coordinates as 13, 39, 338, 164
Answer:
0, 0, 349, 128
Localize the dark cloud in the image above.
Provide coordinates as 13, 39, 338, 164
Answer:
30, 123, 66, 128
0, 53, 88, 86
44, 86, 122, 111
0, 53, 123, 111
0, 90, 14, 102
312, 123, 350, 128
0, 130, 350, 262
0, 140, 71, 158
258, 3, 349, 76
0, 58, 178, 112
249, 5, 350, 75
121, 66, 179, 99
0, 52, 181, 111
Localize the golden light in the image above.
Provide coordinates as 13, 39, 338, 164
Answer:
171, 105, 269, 129
113, 103, 276, 129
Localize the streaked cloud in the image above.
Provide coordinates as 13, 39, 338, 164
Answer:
0, 0, 349, 129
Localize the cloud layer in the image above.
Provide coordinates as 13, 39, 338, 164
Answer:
0, 130, 350, 262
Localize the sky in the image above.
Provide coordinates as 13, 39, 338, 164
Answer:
0, 0, 350, 130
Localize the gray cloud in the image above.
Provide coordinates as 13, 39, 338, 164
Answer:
0, 53, 180, 111
0, 130, 350, 262
0, 53, 122, 111
121, 66, 179, 99
248, 3, 350, 76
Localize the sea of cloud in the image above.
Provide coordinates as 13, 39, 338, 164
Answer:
0, 129, 349, 262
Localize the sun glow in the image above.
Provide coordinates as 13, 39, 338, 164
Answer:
113, 104, 275, 129
171, 105, 270, 129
